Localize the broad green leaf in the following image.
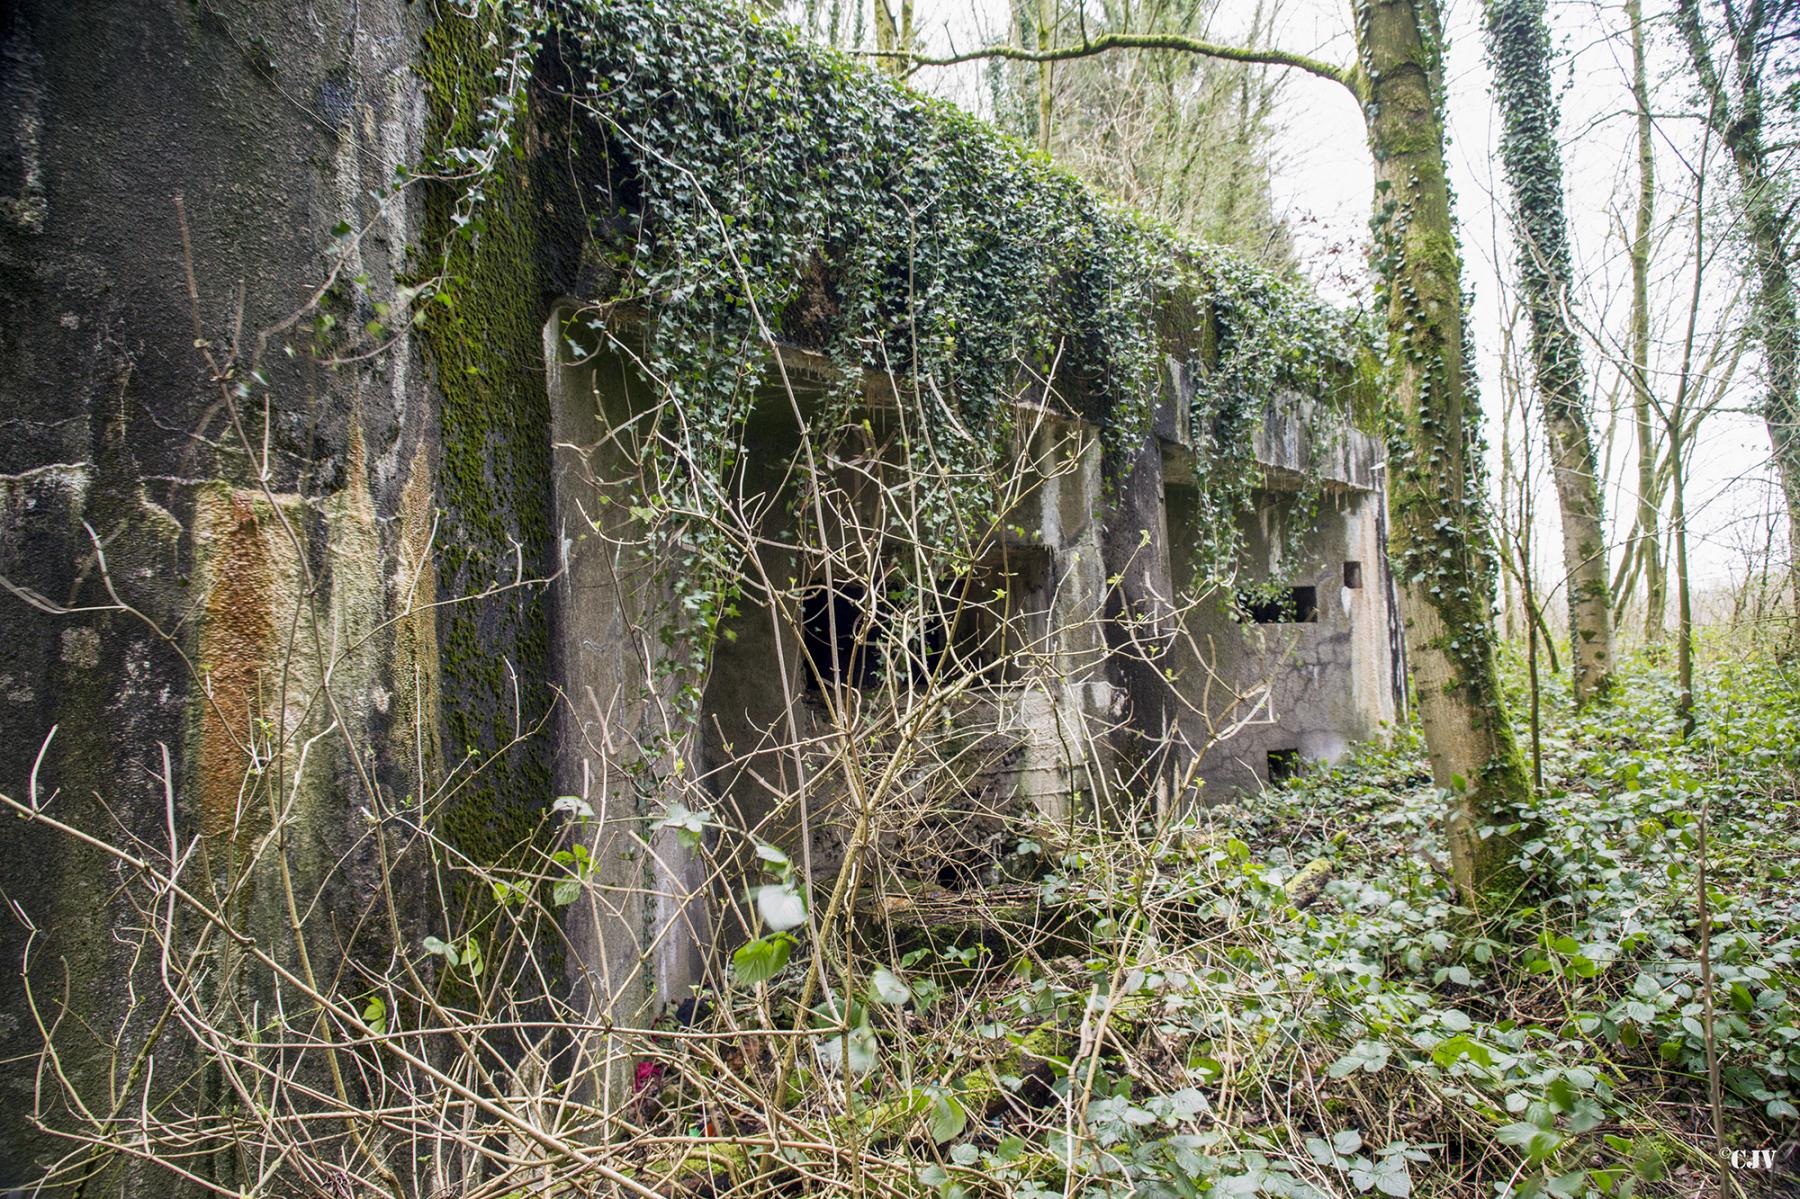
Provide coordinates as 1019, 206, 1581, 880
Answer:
1497, 1121, 1563, 1163
1432, 1034, 1493, 1069
422, 935, 458, 967
732, 933, 792, 985
1373, 1157, 1412, 1197
927, 1091, 967, 1143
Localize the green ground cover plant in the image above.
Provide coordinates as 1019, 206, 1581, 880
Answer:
637, 649, 1797, 1197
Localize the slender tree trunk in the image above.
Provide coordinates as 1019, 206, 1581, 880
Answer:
1486, 0, 1615, 703
1499, 358, 1521, 641
1673, 418, 1696, 734
1627, 0, 1667, 643
1669, 128, 1711, 737
1523, 543, 1544, 789
1359, 0, 1538, 907
1037, 0, 1056, 153
1500, 312, 1563, 674
1515, 405, 1545, 789
1675, 0, 1800, 621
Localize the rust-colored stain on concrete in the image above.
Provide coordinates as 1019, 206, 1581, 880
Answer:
196, 490, 277, 840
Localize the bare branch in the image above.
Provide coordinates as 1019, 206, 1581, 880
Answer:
869, 33, 1363, 102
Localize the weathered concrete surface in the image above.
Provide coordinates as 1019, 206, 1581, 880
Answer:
0, 2, 437, 1189
1162, 404, 1404, 796
544, 321, 711, 1108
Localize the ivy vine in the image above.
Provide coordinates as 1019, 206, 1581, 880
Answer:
434, 0, 1371, 661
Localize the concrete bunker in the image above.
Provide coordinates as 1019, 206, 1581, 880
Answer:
545, 311, 1405, 1016
1160, 401, 1404, 795
545, 316, 1119, 1012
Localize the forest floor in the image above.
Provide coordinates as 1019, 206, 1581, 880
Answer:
652, 647, 1800, 1198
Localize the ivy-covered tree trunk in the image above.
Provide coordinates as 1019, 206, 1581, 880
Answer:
1484, 0, 1615, 704
1356, 0, 1537, 906
1675, 0, 1800, 616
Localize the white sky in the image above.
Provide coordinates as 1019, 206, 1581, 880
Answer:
879, 0, 1789, 595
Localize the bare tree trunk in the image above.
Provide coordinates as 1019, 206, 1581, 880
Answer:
1516, 401, 1545, 790
1499, 350, 1521, 642
1627, 0, 1667, 643
1523, 538, 1545, 790
1360, 0, 1537, 907
1669, 129, 1712, 738
1486, 0, 1615, 704
1499, 305, 1563, 674
1673, 416, 1696, 734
